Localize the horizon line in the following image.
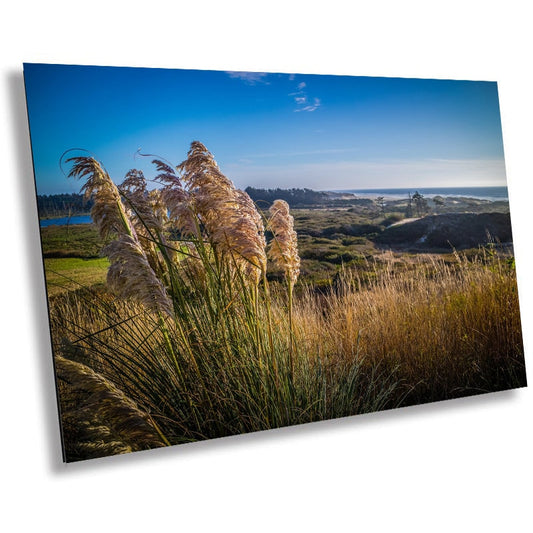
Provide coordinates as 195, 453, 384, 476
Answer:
37, 183, 509, 196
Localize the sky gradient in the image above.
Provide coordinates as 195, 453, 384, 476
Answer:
23, 64, 507, 195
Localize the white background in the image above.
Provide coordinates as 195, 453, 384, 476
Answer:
1, 1, 532, 531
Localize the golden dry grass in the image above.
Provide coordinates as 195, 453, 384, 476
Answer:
290, 253, 524, 404
49, 251, 525, 461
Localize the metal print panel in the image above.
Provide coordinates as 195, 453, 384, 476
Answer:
23, 63, 527, 462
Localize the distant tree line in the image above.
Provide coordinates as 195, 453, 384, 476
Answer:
37, 193, 93, 218
245, 187, 329, 207
38, 188, 331, 218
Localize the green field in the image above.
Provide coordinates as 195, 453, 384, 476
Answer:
44, 257, 109, 296
40, 223, 111, 259
40, 196, 513, 295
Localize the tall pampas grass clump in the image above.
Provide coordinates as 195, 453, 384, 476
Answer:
67, 156, 173, 317
54, 142, 402, 461
268, 199, 300, 285
176, 141, 267, 285
268, 199, 301, 367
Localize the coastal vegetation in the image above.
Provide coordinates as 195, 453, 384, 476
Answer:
41, 142, 526, 462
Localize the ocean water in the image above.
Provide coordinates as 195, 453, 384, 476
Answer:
336, 186, 509, 201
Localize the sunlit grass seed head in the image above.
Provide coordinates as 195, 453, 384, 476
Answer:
268, 199, 300, 285
68, 156, 136, 240
198, 186, 266, 285
178, 141, 234, 193
177, 142, 267, 285
151, 158, 200, 239
105, 235, 173, 317
148, 189, 169, 228
55, 356, 167, 456
206, 187, 266, 285
232, 190, 267, 284
161, 186, 200, 238
119, 170, 168, 242
68, 157, 173, 317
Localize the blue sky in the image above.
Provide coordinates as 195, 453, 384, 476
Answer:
24, 64, 507, 195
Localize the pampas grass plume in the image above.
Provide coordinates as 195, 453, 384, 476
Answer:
268, 199, 300, 285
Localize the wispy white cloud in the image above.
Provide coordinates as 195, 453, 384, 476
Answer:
289, 80, 321, 112
226, 71, 270, 85
295, 97, 321, 112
